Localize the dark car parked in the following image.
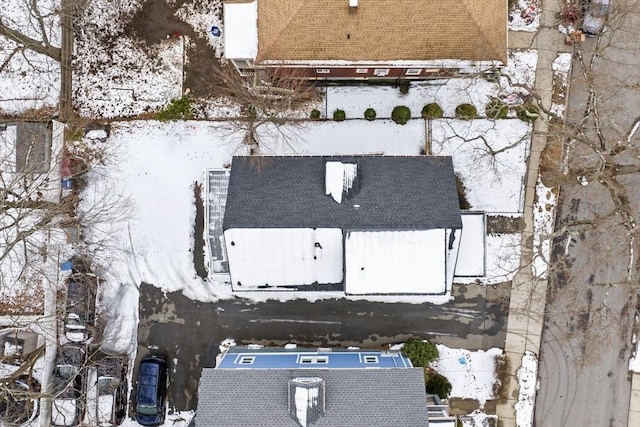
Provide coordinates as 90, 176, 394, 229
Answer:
95, 353, 128, 426
135, 355, 168, 426
51, 345, 85, 427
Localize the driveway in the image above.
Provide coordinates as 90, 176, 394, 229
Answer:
136, 281, 509, 411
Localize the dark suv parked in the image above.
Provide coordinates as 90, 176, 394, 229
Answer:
135, 355, 168, 426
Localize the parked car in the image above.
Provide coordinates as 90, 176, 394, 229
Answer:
64, 281, 95, 343
135, 355, 168, 426
95, 353, 128, 426
52, 345, 85, 427
583, 0, 611, 36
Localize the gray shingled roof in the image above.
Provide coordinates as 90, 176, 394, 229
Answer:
196, 368, 430, 426
223, 156, 462, 230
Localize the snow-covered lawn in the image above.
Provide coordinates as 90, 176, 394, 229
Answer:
82, 116, 530, 313
325, 50, 538, 121
432, 345, 504, 406
0, 0, 61, 114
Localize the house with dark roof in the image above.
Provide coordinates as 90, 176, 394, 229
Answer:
196, 346, 431, 426
223, 0, 508, 80
222, 155, 463, 295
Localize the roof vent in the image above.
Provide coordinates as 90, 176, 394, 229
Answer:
349, 0, 357, 14
288, 378, 326, 427
325, 161, 359, 204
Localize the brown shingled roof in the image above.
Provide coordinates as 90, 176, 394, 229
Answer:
253, 0, 507, 64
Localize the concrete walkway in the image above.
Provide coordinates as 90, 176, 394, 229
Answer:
495, 1, 572, 425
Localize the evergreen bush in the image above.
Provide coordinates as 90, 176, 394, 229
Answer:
517, 103, 541, 122
485, 98, 508, 119
401, 338, 439, 367
391, 105, 412, 125
333, 109, 346, 121
421, 103, 443, 119
425, 371, 452, 399
310, 109, 321, 120
157, 95, 194, 121
455, 103, 478, 120
364, 108, 377, 121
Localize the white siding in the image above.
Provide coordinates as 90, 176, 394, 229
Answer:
224, 228, 343, 288
345, 230, 447, 294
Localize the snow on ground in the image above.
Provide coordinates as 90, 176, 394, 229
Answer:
325, 51, 538, 121
532, 179, 557, 278
550, 53, 573, 119
73, 34, 184, 118
431, 345, 503, 406
432, 119, 531, 212
515, 351, 538, 427
509, 0, 542, 32
176, 0, 224, 57
83, 117, 529, 313
0, 0, 61, 114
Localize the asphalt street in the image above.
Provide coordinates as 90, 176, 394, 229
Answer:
136, 281, 509, 411
535, 7, 640, 426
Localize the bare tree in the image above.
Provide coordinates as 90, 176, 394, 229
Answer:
209, 65, 320, 155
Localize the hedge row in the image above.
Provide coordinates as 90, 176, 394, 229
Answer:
310, 102, 540, 122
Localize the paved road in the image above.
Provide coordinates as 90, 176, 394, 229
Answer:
136, 281, 509, 411
535, 7, 640, 426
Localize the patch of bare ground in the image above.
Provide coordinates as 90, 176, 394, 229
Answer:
124, 0, 221, 98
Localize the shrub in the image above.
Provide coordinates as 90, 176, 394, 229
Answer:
401, 338, 439, 367
157, 95, 194, 121
333, 109, 346, 122
398, 80, 410, 94
310, 109, 321, 120
485, 98, 508, 119
483, 69, 501, 83
364, 108, 376, 121
517, 103, 541, 122
425, 371, 452, 399
455, 103, 478, 120
421, 103, 443, 119
391, 105, 411, 125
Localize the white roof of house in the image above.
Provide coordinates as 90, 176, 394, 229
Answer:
224, 1, 258, 60
455, 212, 486, 277
345, 229, 446, 295
224, 228, 344, 288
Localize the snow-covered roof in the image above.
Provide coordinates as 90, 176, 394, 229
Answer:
224, 155, 462, 231
224, 228, 344, 288
196, 367, 429, 426
223, 1, 258, 60
455, 212, 486, 277
345, 230, 448, 295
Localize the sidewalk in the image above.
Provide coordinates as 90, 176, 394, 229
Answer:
495, 1, 572, 425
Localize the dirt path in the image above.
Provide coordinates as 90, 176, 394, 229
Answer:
124, 0, 220, 98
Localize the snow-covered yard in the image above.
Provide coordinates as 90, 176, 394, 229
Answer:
0, 0, 61, 114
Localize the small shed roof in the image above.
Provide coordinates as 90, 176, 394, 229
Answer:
223, 155, 462, 231
196, 367, 430, 426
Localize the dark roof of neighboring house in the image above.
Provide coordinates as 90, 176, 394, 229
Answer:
242, 0, 507, 64
223, 156, 462, 230
196, 367, 430, 426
